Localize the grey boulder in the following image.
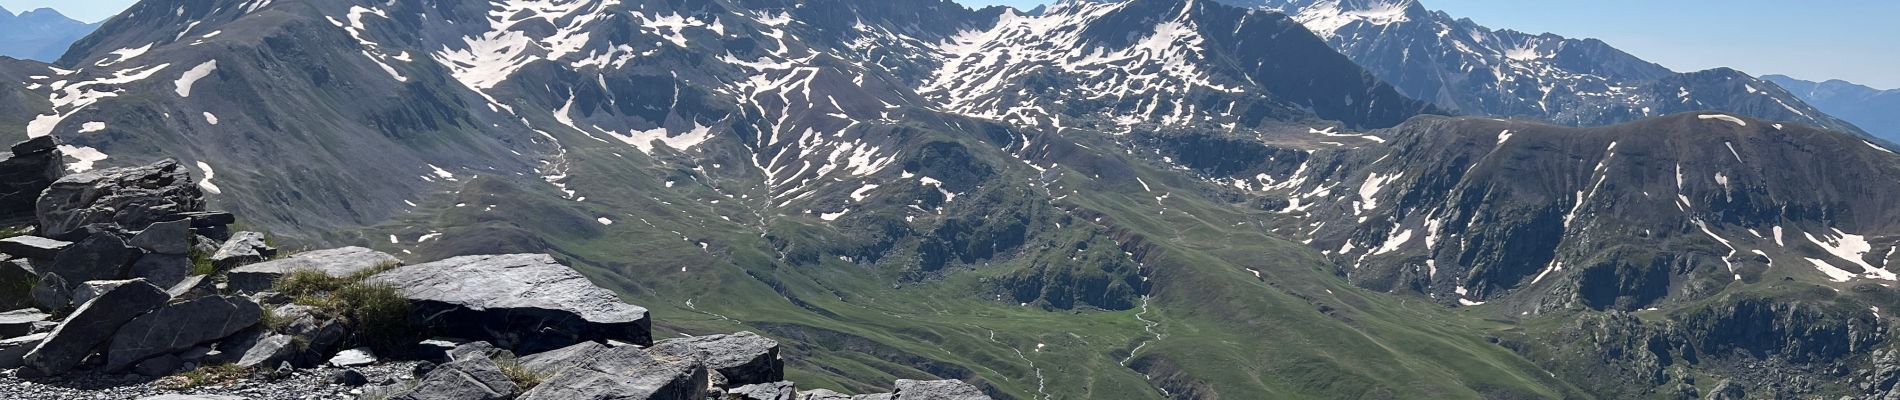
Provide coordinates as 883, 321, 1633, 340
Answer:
126, 219, 193, 255
166, 274, 217, 300
0, 236, 69, 260
210, 231, 275, 270
226, 246, 399, 293
519, 341, 707, 400
893, 380, 991, 400
106, 295, 263, 370
0, 332, 47, 369
129, 253, 192, 290
728, 381, 796, 400
46, 232, 140, 286
28, 272, 69, 311
0, 136, 63, 223
660, 331, 782, 386
22, 278, 169, 374
221, 329, 297, 369
72, 279, 131, 307
369, 254, 651, 353
36, 159, 204, 239
391, 356, 519, 400
0, 308, 50, 337
517, 340, 609, 376
137, 395, 249, 400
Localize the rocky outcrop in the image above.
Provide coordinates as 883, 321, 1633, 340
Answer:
369, 254, 652, 352
36, 159, 204, 239
227, 246, 398, 293
105, 295, 263, 370
659, 331, 783, 386
0, 135, 63, 224
21, 278, 168, 374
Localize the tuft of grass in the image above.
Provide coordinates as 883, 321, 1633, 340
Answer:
275, 269, 355, 297
160, 363, 250, 389
268, 261, 416, 353
497, 357, 545, 391
188, 246, 217, 276
332, 281, 414, 352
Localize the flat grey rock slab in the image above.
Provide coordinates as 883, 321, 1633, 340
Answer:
370, 254, 650, 352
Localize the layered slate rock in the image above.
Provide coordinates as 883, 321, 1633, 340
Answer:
0, 235, 70, 260
516, 340, 609, 376
227, 246, 400, 293
126, 219, 192, 255
519, 342, 707, 400
36, 160, 205, 239
0, 332, 46, 369
892, 379, 991, 400
105, 295, 263, 370
369, 254, 651, 352
391, 356, 519, 400
45, 232, 140, 286
219, 328, 296, 369
658, 331, 783, 386
28, 272, 68, 311
0, 257, 32, 309
728, 381, 796, 400
22, 278, 168, 374
0, 136, 63, 223
0, 308, 48, 337
210, 231, 274, 270
129, 253, 192, 289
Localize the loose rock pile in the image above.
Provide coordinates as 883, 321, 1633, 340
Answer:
0, 139, 995, 399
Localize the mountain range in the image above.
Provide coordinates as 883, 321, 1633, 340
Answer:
0, 6, 99, 62
2, 0, 1899, 398
1765, 74, 1900, 144
1236, 0, 1877, 141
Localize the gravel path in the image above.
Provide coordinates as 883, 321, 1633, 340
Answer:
0, 362, 422, 400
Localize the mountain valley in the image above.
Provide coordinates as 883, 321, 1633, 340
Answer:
0, 0, 1895, 399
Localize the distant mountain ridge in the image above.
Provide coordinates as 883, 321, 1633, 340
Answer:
1764, 74, 1900, 145
1226, 0, 1874, 139
0, 6, 99, 62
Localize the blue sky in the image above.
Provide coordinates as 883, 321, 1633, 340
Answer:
8, 0, 1894, 88
0, 0, 131, 22
956, 0, 1900, 89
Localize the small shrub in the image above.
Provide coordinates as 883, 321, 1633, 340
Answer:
497, 358, 545, 391
324, 281, 413, 353
274, 269, 353, 297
